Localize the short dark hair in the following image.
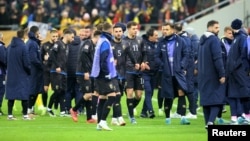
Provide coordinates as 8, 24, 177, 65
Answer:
17, 29, 25, 38
146, 28, 156, 37
127, 21, 138, 29
93, 30, 102, 37
102, 22, 112, 32
174, 23, 183, 32
63, 28, 74, 35
29, 26, 39, 33
96, 23, 103, 31
207, 20, 219, 28
84, 25, 93, 30
69, 28, 77, 36
162, 22, 175, 29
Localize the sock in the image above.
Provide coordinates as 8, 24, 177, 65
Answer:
127, 98, 134, 118
113, 94, 122, 118
21, 100, 28, 115
85, 100, 92, 120
101, 96, 115, 120
48, 92, 56, 109
177, 96, 186, 116
59, 90, 66, 112
8, 100, 14, 115
91, 95, 98, 115
157, 88, 163, 109
42, 91, 48, 107
164, 98, 173, 118
97, 99, 106, 123
133, 97, 141, 108
73, 97, 85, 111
28, 94, 38, 109
54, 91, 60, 110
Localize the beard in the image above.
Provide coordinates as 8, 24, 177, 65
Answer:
213, 31, 219, 36
115, 36, 121, 41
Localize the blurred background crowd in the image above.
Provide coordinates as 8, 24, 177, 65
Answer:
0, 0, 232, 31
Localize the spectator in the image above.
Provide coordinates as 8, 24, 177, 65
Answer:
95, 0, 111, 16
47, 11, 59, 29
112, 4, 124, 24
0, 2, 10, 30
71, 16, 85, 30
82, 13, 91, 27
60, 10, 72, 31
33, 4, 47, 23
186, 0, 198, 15
9, 1, 21, 26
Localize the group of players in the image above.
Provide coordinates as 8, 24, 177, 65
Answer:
38, 20, 201, 131
4, 18, 249, 131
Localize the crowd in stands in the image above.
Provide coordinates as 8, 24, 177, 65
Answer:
0, 0, 233, 31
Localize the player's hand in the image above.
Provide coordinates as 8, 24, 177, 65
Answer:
135, 63, 140, 70
84, 72, 89, 80
145, 62, 150, 70
219, 77, 225, 84
44, 53, 49, 61
140, 62, 145, 71
56, 67, 61, 73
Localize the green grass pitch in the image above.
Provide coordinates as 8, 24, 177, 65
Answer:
0, 89, 231, 141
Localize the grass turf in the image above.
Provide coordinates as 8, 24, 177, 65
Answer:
0, 90, 230, 141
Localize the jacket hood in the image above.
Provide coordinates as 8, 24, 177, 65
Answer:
142, 34, 156, 46
28, 32, 41, 45
190, 34, 199, 41
71, 36, 81, 45
179, 31, 189, 37
221, 37, 233, 44
233, 29, 248, 37
102, 32, 113, 42
200, 32, 215, 45
10, 37, 24, 48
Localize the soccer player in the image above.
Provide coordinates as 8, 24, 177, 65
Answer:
91, 22, 117, 131
155, 22, 189, 125
174, 23, 196, 120
216, 26, 234, 124
198, 20, 226, 128
140, 28, 158, 118
226, 19, 250, 124
70, 30, 102, 123
40, 29, 59, 116
78, 25, 97, 117
64, 29, 82, 115
123, 21, 146, 124
110, 23, 127, 126
6, 29, 31, 120
26, 26, 44, 115
47, 29, 74, 117
156, 25, 168, 116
